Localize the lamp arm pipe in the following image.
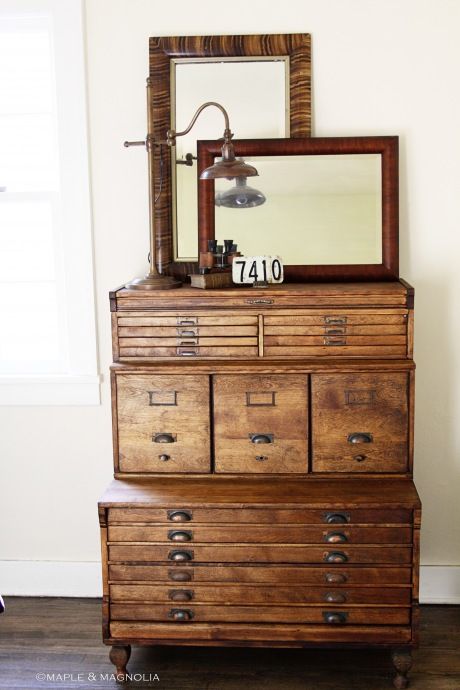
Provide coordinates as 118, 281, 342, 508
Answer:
167, 101, 232, 146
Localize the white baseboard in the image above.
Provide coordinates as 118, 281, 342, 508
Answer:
1, 561, 459, 602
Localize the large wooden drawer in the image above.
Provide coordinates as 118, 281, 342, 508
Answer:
108, 544, 412, 564
108, 507, 412, 524
108, 564, 412, 585
213, 375, 308, 473
110, 583, 412, 606
110, 604, 410, 625
115, 374, 210, 473
311, 372, 409, 473
107, 524, 412, 544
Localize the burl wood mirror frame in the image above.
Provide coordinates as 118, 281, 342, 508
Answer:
197, 136, 399, 282
149, 33, 311, 280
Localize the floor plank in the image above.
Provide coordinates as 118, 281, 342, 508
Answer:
0, 599, 459, 689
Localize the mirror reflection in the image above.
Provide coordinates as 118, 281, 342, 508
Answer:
213, 154, 383, 265
172, 59, 288, 260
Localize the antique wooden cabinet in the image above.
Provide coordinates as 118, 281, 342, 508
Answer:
99, 281, 420, 688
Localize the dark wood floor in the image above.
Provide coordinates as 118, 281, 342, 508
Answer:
0, 599, 459, 689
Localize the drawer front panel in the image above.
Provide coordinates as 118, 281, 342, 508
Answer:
264, 313, 408, 326
108, 525, 412, 544
118, 326, 258, 337
311, 372, 409, 473
264, 346, 406, 357
108, 507, 412, 525
213, 375, 308, 473
110, 584, 411, 606
117, 314, 259, 327
116, 374, 210, 473
119, 346, 258, 358
108, 544, 412, 564
119, 337, 257, 347
108, 565, 412, 585
110, 604, 410, 625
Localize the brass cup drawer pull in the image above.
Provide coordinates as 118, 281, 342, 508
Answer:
168, 530, 193, 542
169, 589, 194, 602
324, 512, 350, 524
168, 608, 194, 621
323, 611, 348, 625
167, 510, 192, 522
177, 317, 198, 325
324, 551, 348, 563
325, 572, 348, 584
177, 348, 198, 357
324, 592, 347, 604
325, 326, 346, 335
347, 432, 373, 444
168, 570, 193, 582
178, 339, 198, 346
177, 329, 198, 337
168, 550, 193, 562
249, 433, 274, 444
324, 316, 347, 325
153, 433, 176, 444
324, 337, 347, 346
325, 532, 348, 544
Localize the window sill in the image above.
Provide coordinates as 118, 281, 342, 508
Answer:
0, 374, 101, 405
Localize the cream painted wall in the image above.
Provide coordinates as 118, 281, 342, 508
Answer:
1, 0, 459, 595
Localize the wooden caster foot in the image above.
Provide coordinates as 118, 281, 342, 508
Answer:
109, 645, 131, 682
391, 648, 412, 689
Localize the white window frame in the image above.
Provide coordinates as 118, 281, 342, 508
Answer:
0, 0, 99, 405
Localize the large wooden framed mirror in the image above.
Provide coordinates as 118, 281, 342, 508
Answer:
197, 136, 399, 282
148, 33, 311, 279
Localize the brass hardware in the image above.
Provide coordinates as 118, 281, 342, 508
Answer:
177, 348, 198, 356
148, 390, 177, 406
324, 592, 347, 604
245, 298, 274, 305
168, 530, 193, 542
177, 317, 198, 325
168, 550, 193, 562
246, 391, 276, 407
324, 337, 346, 346
249, 433, 274, 444
324, 512, 350, 524
325, 532, 348, 544
347, 432, 373, 444
354, 454, 367, 462
177, 329, 198, 337
345, 389, 376, 406
323, 611, 348, 624
324, 551, 348, 563
176, 153, 196, 166
159, 454, 170, 462
255, 455, 268, 462
168, 510, 192, 522
168, 569, 193, 582
168, 589, 194, 602
324, 316, 347, 325
153, 433, 176, 443
178, 339, 198, 346
168, 608, 194, 621
325, 327, 346, 335
325, 572, 348, 584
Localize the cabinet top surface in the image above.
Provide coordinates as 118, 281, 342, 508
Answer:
99, 478, 421, 508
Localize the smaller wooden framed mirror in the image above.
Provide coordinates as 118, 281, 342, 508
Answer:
197, 136, 399, 282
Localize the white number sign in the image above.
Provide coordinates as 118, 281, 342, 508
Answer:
232, 256, 284, 285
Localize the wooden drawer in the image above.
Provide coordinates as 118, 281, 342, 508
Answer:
110, 583, 411, 606
108, 507, 412, 525
107, 524, 412, 544
213, 375, 308, 473
110, 604, 410, 625
311, 372, 409, 473
263, 311, 408, 358
115, 374, 210, 473
115, 312, 259, 360
108, 565, 412, 586
108, 544, 412, 564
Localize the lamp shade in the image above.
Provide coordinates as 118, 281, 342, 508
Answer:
215, 176, 266, 208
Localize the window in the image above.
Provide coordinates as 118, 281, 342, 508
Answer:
0, 1, 99, 404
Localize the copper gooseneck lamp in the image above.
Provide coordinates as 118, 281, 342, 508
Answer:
124, 79, 259, 290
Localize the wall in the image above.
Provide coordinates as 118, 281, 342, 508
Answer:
1, 0, 459, 601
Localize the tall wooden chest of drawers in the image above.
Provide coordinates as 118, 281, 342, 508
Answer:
99, 281, 420, 688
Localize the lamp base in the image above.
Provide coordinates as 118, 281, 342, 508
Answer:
125, 272, 182, 290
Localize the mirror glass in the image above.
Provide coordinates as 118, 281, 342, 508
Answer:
214, 153, 383, 265
172, 59, 288, 260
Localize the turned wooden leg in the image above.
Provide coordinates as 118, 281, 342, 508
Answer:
109, 644, 131, 682
391, 648, 412, 689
